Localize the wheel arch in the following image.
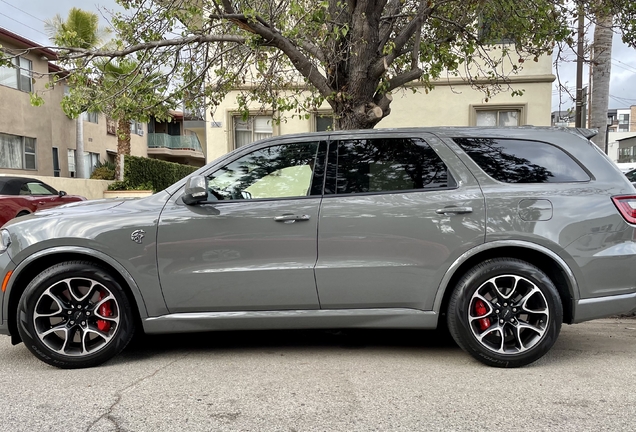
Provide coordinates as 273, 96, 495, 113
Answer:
434, 241, 579, 325
6, 247, 148, 342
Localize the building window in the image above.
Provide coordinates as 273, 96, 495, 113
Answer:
130, 120, 144, 136
106, 118, 117, 135
619, 114, 630, 132
0, 56, 33, 92
233, 115, 273, 148
0, 133, 36, 169
83, 111, 99, 124
471, 105, 524, 127
314, 113, 334, 132
84, 152, 100, 176
52, 147, 60, 177
68, 149, 76, 177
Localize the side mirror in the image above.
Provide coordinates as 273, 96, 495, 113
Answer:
58, 191, 67, 197
183, 175, 207, 205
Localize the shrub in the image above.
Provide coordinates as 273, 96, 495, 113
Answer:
122, 155, 198, 192
90, 160, 117, 180
107, 180, 154, 191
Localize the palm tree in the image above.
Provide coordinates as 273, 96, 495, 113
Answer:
98, 58, 167, 179
45, 8, 109, 179
590, 13, 613, 151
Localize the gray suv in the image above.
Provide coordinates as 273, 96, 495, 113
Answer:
1, 127, 635, 369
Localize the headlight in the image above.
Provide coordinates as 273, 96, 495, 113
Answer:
0, 229, 11, 254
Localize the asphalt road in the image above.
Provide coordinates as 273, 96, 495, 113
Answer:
0, 318, 635, 431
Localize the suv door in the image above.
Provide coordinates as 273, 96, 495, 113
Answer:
315, 132, 485, 311
157, 137, 327, 313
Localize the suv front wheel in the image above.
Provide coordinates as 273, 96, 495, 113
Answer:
447, 258, 563, 368
17, 261, 135, 369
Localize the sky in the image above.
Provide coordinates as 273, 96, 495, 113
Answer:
1, 0, 635, 113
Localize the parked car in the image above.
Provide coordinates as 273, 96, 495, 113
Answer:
1, 127, 635, 369
0, 177, 86, 227
616, 162, 636, 173
625, 168, 636, 187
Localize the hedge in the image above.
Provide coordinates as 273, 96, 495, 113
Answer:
121, 155, 198, 192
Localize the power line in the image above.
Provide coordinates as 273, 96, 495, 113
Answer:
0, 11, 47, 36
0, 0, 45, 24
613, 58, 636, 73
611, 61, 636, 75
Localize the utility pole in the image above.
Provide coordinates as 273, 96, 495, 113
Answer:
575, 2, 585, 128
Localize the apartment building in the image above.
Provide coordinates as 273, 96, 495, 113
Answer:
206, 51, 555, 162
0, 28, 147, 178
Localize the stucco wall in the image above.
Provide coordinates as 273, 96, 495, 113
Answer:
206, 53, 554, 162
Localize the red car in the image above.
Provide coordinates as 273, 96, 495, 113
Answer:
0, 177, 86, 227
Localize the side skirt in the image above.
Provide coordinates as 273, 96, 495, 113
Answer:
142, 308, 439, 334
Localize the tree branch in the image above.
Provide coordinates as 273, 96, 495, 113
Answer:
372, 3, 433, 78
59, 34, 246, 60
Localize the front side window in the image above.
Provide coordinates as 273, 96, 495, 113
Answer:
25, 182, 56, 195
206, 142, 319, 201
233, 115, 272, 148
0, 133, 36, 169
0, 57, 32, 92
453, 138, 590, 183
334, 138, 454, 195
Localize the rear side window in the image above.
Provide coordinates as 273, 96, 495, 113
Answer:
335, 137, 454, 194
453, 138, 590, 183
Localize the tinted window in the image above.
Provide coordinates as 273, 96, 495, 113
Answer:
453, 138, 590, 183
27, 182, 56, 195
335, 138, 454, 194
206, 142, 319, 201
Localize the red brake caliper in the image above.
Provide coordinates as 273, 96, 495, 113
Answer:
97, 292, 112, 332
474, 299, 490, 331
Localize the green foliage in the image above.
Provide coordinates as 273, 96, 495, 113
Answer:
107, 180, 154, 191
40, 1, 636, 130
121, 155, 197, 192
90, 160, 116, 180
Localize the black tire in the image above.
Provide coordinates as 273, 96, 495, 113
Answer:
17, 261, 135, 369
447, 258, 562, 368
15, 211, 30, 218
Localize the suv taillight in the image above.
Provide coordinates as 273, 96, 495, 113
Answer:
612, 195, 636, 224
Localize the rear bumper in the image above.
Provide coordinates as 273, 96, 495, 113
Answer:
573, 292, 636, 323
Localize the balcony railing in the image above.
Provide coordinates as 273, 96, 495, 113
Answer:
147, 133, 203, 152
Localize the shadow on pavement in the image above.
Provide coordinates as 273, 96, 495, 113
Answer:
122, 328, 459, 359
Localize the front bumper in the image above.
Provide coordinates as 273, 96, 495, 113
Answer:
0, 249, 16, 336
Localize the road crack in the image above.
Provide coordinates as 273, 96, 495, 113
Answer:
85, 353, 191, 432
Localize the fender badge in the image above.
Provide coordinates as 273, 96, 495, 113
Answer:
131, 229, 145, 244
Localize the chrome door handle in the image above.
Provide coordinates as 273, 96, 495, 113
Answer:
435, 206, 473, 215
274, 214, 311, 222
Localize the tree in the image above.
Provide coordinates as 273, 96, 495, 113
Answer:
44, 8, 109, 179
589, 13, 613, 151
67, 58, 171, 179
50, 0, 581, 131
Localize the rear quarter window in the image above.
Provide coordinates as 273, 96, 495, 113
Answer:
452, 138, 590, 183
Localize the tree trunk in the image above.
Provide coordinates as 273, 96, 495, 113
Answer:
115, 118, 131, 180
333, 102, 386, 130
75, 116, 86, 178
590, 14, 613, 151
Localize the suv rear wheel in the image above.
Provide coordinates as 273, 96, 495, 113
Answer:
17, 261, 135, 369
447, 258, 562, 367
